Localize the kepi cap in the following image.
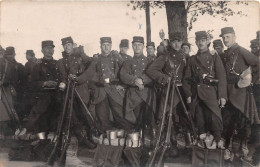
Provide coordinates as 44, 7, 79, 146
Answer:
147, 42, 155, 47
169, 32, 182, 41
100, 37, 112, 44
132, 36, 144, 44
25, 50, 35, 56
219, 27, 235, 37
120, 39, 129, 48
4, 46, 15, 55
61, 36, 74, 45
195, 31, 208, 41
213, 39, 224, 48
42, 40, 55, 48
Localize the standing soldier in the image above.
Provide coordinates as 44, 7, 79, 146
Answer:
146, 42, 157, 62
213, 39, 225, 56
23, 50, 37, 119
183, 31, 227, 149
147, 32, 188, 155
120, 36, 156, 133
220, 27, 260, 154
57, 36, 96, 148
79, 37, 129, 132
23, 40, 62, 140
119, 39, 131, 61
0, 47, 23, 138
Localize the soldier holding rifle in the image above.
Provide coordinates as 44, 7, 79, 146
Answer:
147, 32, 188, 156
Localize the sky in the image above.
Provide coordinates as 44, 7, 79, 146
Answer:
0, 0, 259, 65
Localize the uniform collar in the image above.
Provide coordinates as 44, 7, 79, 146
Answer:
133, 54, 145, 59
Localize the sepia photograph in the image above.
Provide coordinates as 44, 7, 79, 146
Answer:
0, 0, 259, 166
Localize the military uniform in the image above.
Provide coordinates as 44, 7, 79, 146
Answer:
183, 31, 227, 142
23, 50, 38, 118
219, 28, 260, 145
78, 37, 130, 132
24, 41, 61, 134
120, 49, 156, 130
57, 37, 97, 148
0, 47, 23, 135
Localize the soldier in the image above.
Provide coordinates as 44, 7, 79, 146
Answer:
0, 45, 5, 58
2, 47, 25, 120
23, 50, 38, 118
119, 39, 131, 61
120, 36, 156, 133
24, 50, 37, 83
219, 27, 260, 152
181, 42, 191, 56
183, 31, 227, 149
57, 36, 96, 148
0, 47, 23, 137
78, 37, 130, 132
146, 42, 157, 62
147, 32, 188, 155
23, 40, 62, 140
213, 39, 225, 55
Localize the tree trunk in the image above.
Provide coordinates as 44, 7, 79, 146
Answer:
165, 1, 188, 42
145, 1, 151, 43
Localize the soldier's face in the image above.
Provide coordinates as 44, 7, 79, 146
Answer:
170, 40, 182, 51
132, 42, 144, 55
146, 46, 155, 55
251, 46, 259, 54
42, 46, 54, 59
182, 45, 190, 54
222, 33, 236, 48
214, 46, 224, 55
26, 54, 35, 61
63, 43, 74, 54
196, 39, 209, 50
101, 43, 112, 55
120, 47, 129, 54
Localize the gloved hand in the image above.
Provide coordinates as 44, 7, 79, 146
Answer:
59, 82, 66, 91
43, 81, 57, 88
218, 98, 226, 108
135, 78, 143, 85
187, 97, 191, 104
135, 78, 144, 90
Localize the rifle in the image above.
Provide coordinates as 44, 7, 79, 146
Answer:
156, 79, 176, 167
175, 86, 198, 143
57, 81, 76, 166
46, 79, 71, 165
1, 85, 22, 130
75, 88, 102, 134
147, 77, 172, 167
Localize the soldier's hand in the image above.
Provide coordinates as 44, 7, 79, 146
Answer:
219, 98, 226, 108
59, 82, 66, 91
135, 78, 143, 85
43, 81, 57, 88
187, 97, 191, 104
69, 74, 77, 81
136, 83, 144, 91
116, 85, 124, 90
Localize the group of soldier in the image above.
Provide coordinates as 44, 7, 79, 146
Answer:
0, 27, 260, 162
